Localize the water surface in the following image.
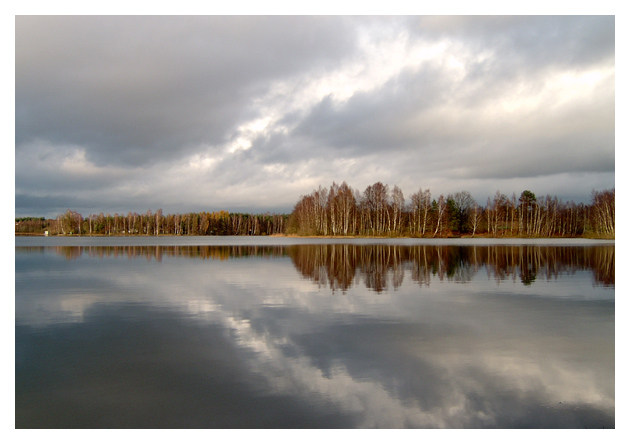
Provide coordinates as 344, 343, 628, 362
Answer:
15, 238, 614, 428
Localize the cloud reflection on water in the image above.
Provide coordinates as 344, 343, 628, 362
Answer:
15, 244, 614, 428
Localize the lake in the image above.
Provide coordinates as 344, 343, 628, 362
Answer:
15, 237, 615, 428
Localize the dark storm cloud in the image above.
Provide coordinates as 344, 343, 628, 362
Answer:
16, 16, 358, 167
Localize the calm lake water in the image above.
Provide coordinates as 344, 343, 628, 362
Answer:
15, 237, 615, 428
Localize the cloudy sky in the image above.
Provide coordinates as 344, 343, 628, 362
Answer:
15, 15, 615, 218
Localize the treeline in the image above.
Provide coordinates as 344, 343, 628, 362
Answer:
16, 210, 288, 236
15, 182, 614, 238
14, 217, 47, 234
287, 182, 614, 238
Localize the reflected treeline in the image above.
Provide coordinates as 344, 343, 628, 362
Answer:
16, 245, 287, 262
287, 244, 614, 292
18, 244, 614, 290
481, 244, 616, 287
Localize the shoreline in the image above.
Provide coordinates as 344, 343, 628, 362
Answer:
14, 233, 615, 240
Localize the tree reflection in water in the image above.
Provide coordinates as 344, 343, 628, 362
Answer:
289, 244, 614, 291
25, 243, 614, 292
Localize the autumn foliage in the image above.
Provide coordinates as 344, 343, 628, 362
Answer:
286, 182, 614, 238
16, 183, 614, 238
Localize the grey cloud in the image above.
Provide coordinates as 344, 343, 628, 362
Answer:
291, 27, 614, 182
458, 135, 615, 181
403, 16, 615, 113
15, 193, 77, 218
16, 16, 358, 167
410, 16, 614, 70
294, 66, 449, 154
15, 192, 141, 219
15, 16, 615, 217
245, 131, 300, 165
